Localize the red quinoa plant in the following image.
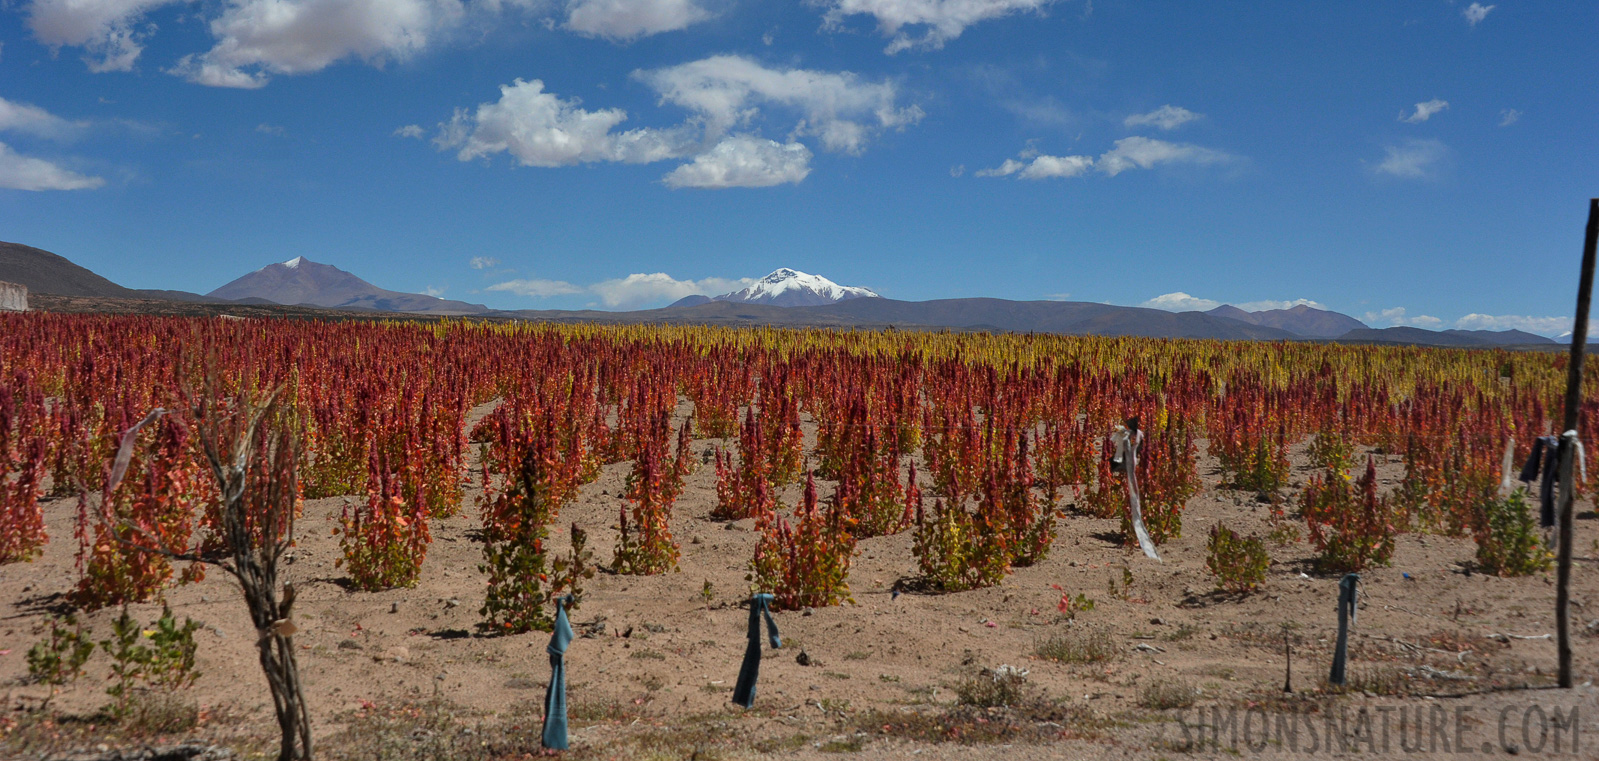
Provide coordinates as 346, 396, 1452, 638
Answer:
1302, 456, 1397, 573
751, 473, 856, 610
0, 373, 48, 563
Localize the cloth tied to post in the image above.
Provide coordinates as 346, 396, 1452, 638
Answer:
1110, 426, 1159, 561
1329, 573, 1359, 686
542, 594, 575, 750
732, 593, 780, 709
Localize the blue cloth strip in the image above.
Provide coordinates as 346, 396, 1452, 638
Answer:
732, 594, 779, 708
1328, 574, 1358, 686
542, 594, 575, 750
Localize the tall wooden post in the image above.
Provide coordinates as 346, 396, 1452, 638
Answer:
1555, 198, 1598, 688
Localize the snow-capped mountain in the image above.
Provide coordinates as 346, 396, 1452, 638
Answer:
670, 268, 880, 308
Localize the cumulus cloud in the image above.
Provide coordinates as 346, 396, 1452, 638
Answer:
565, 0, 710, 40
430, 56, 921, 187
980, 137, 1235, 180
434, 78, 693, 167
484, 269, 761, 308
1462, 3, 1493, 26
486, 278, 584, 298
1235, 298, 1325, 312
1140, 294, 1325, 313
25, 0, 186, 72
1454, 314, 1570, 336
1498, 109, 1521, 127
1371, 138, 1447, 179
394, 124, 425, 138
819, 0, 1057, 54
1096, 136, 1233, 176
169, 0, 462, 89
1123, 105, 1201, 131
1400, 98, 1448, 124
1141, 292, 1219, 312
0, 141, 105, 190
636, 54, 923, 155
662, 135, 811, 189
976, 153, 1092, 179
1363, 307, 1442, 329
469, 256, 499, 269
0, 98, 103, 191
589, 272, 754, 308
0, 96, 89, 140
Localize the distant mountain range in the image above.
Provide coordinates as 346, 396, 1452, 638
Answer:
1206, 304, 1367, 339
208, 257, 488, 315
670, 268, 880, 307
0, 241, 217, 303
0, 240, 1561, 348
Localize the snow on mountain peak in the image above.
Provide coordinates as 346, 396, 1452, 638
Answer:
284, 256, 306, 269
712, 268, 879, 307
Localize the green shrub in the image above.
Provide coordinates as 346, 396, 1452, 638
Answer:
99, 605, 201, 719
1035, 630, 1117, 664
1205, 524, 1269, 594
26, 613, 94, 707
1473, 488, 1551, 577
1137, 679, 1197, 710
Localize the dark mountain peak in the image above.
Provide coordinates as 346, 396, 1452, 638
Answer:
0, 240, 136, 298
1206, 304, 1253, 320
1205, 302, 1366, 338
209, 257, 489, 315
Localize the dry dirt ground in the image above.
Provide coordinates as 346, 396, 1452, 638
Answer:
3, 399, 1598, 760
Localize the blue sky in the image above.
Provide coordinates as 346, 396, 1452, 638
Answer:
1, 1, 1595, 332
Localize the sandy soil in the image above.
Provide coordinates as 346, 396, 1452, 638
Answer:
3, 399, 1598, 760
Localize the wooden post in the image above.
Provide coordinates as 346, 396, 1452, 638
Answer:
1555, 198, 1598, 689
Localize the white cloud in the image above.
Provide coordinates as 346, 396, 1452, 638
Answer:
662, 135, 811, 189
948, 164, 964, 177
1235, 298, 1325, 312
1141, 292, 1220, 312
256, 123, 285, 136
976, 153, 1092, 179
636, 54, 923, 155
170, 0, 462, 88
25, 0, 186, 72
1400, 98, 1449, 124
486, 278, 584, 298
589, 272, 754, 308
980, 136, 1234, 180
1371, 138, 1447, 179
435, 78, 692, 167
394, 124, 425, 138
565, 0, 710, 40
469, 256, 499, 269
1123, 105, 1201, 131
1363, 307, 1442, 329
0, 141, 105, 190
1454, 314, 1570, 336
976, 158, 1024, 177
1141, 293, 1325, 313
819, 0, 1057, 54
0, 96, 89, 140
431, 56, 919, 187
1498, 108, 1521, 127
1462, 3, 1493, 26
1095, 136, 1234, 176
423, 285, 445, 297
